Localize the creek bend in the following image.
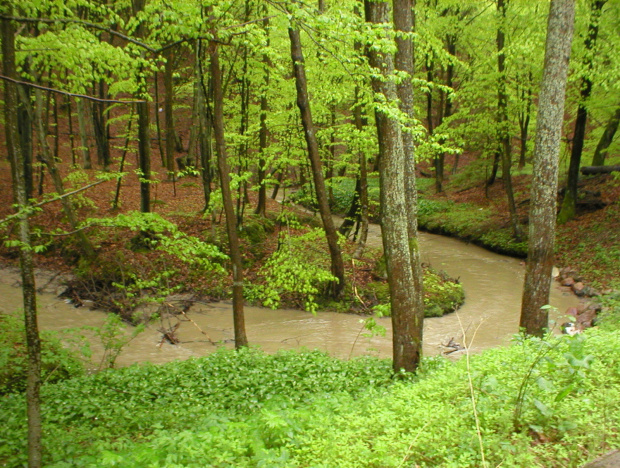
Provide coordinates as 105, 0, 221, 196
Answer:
0, 225, 581, 367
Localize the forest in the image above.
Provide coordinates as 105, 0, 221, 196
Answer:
1, 0, 619, 466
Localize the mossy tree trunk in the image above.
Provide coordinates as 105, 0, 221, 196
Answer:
366, 0, 424, 373
521, 0, 575, 336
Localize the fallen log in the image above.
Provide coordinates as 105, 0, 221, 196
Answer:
580, 165, 620, 175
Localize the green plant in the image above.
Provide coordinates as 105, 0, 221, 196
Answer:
0, 314, 84, 395
248, 229, 337, 312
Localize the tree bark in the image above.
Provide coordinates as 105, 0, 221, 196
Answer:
558, 0, 606, 223
580, 165, 620, 175
91, 80, 111, 170
209, 43, 248, 349
2, 13, 42, 468
366, 0, 423, 373
288, 26, 345, 297
520, 0, 575, 336
591, 104, 620, 166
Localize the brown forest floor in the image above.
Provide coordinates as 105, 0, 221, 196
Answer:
0, 121, 618, 298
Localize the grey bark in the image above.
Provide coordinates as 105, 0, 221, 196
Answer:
366, 0, 423, 373
75, 98, 92, 169
520, 0, 575, 336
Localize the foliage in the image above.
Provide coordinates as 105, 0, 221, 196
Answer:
0, 314, 84, 395
247, 229, 337, 313
1, 330, 618, 467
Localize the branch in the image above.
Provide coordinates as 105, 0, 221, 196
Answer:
0, 74, 145, 103
0, 179, 110, 227
0, 15, 158, 53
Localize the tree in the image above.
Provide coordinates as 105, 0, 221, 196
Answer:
520, 0, 575, 336
288, 23, 345, 297
365, 0, 424, 373
2, 11, 43, 467
591, 103, 620, 166
557, 0, 606, 224
210, 40, 249, 349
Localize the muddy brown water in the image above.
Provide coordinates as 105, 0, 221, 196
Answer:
0, 224, 581, 367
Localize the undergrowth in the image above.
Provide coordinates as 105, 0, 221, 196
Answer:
1, 329, 619, 467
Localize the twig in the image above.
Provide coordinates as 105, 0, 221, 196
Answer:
178, 309, 216, 345
397, 420, 431, 468
456, 312, 488, 468
0, 74, 144, 103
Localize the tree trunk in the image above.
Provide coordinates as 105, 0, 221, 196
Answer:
352, 85, 369, 258
591, 104, 620, 166
17, 83, 34, 199
580, 165, 620, 175
520, 0, 575, 337
255, 10, 270, 217
33, 86, 96, 259
210, 43, 248, 349
366, 0, 423, 373
558, 0, 606, 224
164, 46, 176, 177
517, 71, 533, 169
75, 98, 92, 169
497, 0, 523, 241
288, 26, 345, 297
393, 0, 425, 341
92, 80, 111, 170
2, 14, 42, 468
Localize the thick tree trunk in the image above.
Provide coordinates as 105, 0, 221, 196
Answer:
2, 14, 42, 468
393, 0, 425, 340
591, 105, 620, 166
288, 26, 345, 297
366, 0, 423, 373
520, 0, 575, 336
210, 43, 248, 349
558, 0, 606, 224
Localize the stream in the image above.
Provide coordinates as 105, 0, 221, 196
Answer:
0, 224, 582, 367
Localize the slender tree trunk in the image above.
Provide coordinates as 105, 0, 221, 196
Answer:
66, 94, 77, 166
288, 26, 345, 297
521, 0, 575, 336
558, 0, 606, 223
210, 43, 248, 349
154, 70, 166, 166
75, 98, 92, 169
2, 14, 42, 468
92, 80, 111, 170
133, 0, 151, 213
33, 87, 96, 259
164, 46, 176, 177
352, 88, 369, 258
195, 40, 213, 211
518, 71, 533, 169
366, 0, 423, 373
255, 16, 270, 217
17, 84, 33, 199
591, 104, 620, 166
497, 0, 522, 240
